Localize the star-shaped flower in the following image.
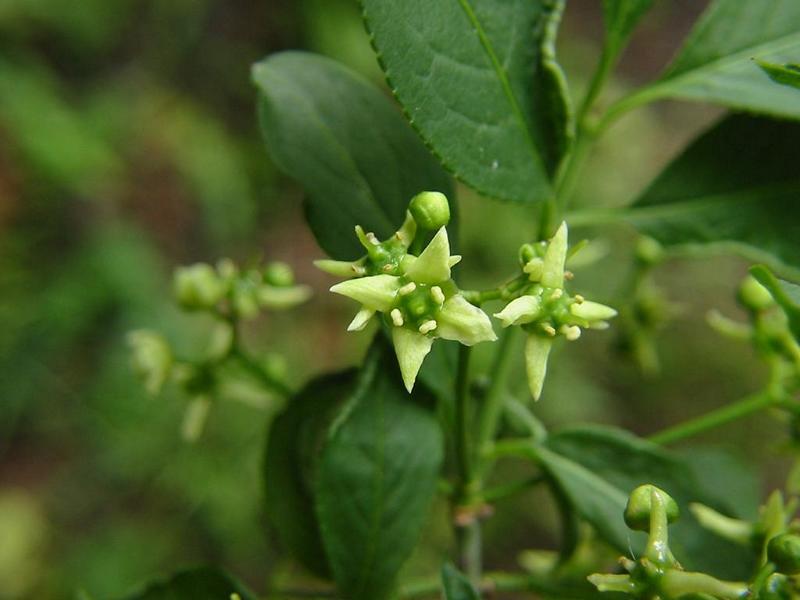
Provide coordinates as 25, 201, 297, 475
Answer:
327, 225, 496, 392
494, 222, 617, 401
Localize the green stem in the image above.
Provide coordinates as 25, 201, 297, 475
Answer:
231, 347, 293, 398
399, 570, 588, 599
648, 391, 774, 445
476, 328, 520, 476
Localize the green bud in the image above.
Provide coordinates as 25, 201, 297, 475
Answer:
624, 484, 679, 532
768, 533, 800, 574
409, 191, 450, 230
635, 236, 664, 266
174, 263, 227, 310
127, 330, 173, 395
738, 276, 775, 312
263, 261, 295, 287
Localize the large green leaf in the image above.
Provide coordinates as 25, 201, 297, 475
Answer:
602, 0, 655, 63
253, 51, 454, 260
441, 563, 480, 600
538, 425, 752, 578
624, 114, 800, 273
263, 370, 356, 577
361, 0, 571, 202
118, 567, 255, 600
637, 0, 800, 118
315, 342, 444, 600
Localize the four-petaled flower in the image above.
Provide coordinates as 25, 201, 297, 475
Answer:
327, 225, 496, 392
494, 222, 617, 401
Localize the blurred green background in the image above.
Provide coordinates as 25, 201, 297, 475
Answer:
0, 1, 787, 598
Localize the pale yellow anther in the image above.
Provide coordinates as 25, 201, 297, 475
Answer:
550, 288, 563, 300
564, 270, 574, 280
418, 320, 437, 334
542, 324, 557, 336
560, 324, 581, 341
383, 264, 393, 272
391, 308, 404, 327
399, 282, 417, 296
574, 294, 585, 304
352, 264, 366, 276
430, 285, 445, 305
366, 232, 380, 245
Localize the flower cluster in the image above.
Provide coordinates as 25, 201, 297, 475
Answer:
494, 222, 617, 400
317, 192, 496, 392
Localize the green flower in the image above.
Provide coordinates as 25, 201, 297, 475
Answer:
127, 330, 173, 395
494, 222, 617, 400
328, 225, 495, 392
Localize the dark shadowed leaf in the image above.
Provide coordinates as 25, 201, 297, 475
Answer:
625, 114, 800, 274
263, 370, 356, 577
315, 341, 444, 600
253, 51, 454, 260
361, 0, 571, 202
118, 567, 255, 600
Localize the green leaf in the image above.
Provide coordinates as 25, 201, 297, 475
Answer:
360, 0, 571, 202
263, 370, 356, 577
637, 0, 800, 118
118, 567, 255, 600
539, 425, 752, 578
625, 113, 800, 274
315, 341, 444, 600
758, 60, 800, 91
751, 264, 800, 341
253, 51, 454, 260
602, 0, 655, 62
441, 563, 480, 600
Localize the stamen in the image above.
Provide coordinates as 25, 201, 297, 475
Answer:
418, 320, 437, 334
564, 270, 574, 280
542, 324, 557, 336
430, 285, 445, 305
550, 288, 563, 300
574, 294, 585, 304
390, 308, 404, 327
399, 282, 417, 296
561, 325, 581, 341
366, 232, 380, 245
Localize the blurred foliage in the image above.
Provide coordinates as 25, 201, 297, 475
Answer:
0, 0, 783, 598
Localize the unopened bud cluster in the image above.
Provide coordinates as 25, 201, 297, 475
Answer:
317, 191, 496, 392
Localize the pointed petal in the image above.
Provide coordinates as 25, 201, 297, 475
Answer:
392, 327, 434, 392
525, 335, 552, 401
570, 300, 617, 322
437, 295, 497, 345
541, 222, 568, 288
347, 308, 375, 331
330, 274, 400, 311
493, 295, 542, 327
314, 259, 365, 277
257, 285, 312, 309
405, 226, 451, 284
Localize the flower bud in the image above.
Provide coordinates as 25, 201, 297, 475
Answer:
738, 276, 775, 312
635, 236, 663, 266
263, 261, 295, 287
768, 533, 800, 574
173, 263, 227, 310
127, 330, 172, 395
409, 191, 450, 230
624, 484, 679, 532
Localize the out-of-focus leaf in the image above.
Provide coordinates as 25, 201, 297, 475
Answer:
758, 61, 800, 90
361, 0, 570, 202
751, 265, 800, 341
539, 425, 753, 578
624, 114, 800, 274
253, 51, 454, 260
441, 563, 480, 600
118, 566, 255, 600
315, 341, 443, 600
634, 0, 800, 118
263, 370, 355, 577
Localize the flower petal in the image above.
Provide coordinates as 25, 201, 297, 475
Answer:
405, 226, 451, 284
493, 295, 542, 327
392, 327, 434, 392
314, 258, 365, 277
257, 285, 312, 309
347, 307, 375, 331
570, 300, 617, 322
541, 221, 568, 288
330, 274, 400, 311
525, 334, 553, 401
437, 295, 497, 345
